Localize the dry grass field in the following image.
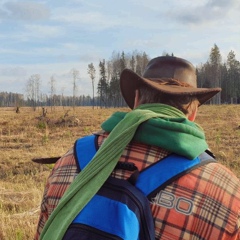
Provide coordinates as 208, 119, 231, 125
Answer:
0, 105, 240, 240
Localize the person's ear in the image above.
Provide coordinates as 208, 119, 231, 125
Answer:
188, 108, 197, 121
133, 89, 140, 109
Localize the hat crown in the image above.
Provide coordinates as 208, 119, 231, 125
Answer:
120, 55, 221, 109
143, 56, 197, 87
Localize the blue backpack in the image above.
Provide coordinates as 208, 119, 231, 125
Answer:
63, 135, 215, 240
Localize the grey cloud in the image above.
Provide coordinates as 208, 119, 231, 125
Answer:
0, 1, 50, 21
0, 66, 27, 76
169, 0, 239, 25
207, 0, 234, 8
0, 8, 8, 18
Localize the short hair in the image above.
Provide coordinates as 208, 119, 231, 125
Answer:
138, 84, 199, 115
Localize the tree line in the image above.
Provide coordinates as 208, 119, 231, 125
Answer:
1, 45, 239, 108
197, 44, 240, 104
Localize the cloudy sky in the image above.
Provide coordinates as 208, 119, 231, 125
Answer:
0, 0, 239, 96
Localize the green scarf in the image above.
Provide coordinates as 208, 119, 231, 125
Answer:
40, 104, 208, 240
102, 104, 207, 159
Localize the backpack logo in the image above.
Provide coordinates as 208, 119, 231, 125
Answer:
154, 190, 194, 215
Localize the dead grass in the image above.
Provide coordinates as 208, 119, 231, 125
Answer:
0, 105, 239, 239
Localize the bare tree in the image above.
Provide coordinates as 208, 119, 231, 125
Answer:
49, 75, 56, 111
87, 63, 96, 109
70, 68, 80, 110
61, 86, 65, 109
26, 74, 41, 111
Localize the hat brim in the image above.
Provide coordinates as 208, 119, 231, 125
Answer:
120, 69, 222, 109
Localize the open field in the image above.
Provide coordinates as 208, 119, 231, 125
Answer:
0, 105, 240, 240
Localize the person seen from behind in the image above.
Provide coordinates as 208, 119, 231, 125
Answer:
35, 56, 240, 240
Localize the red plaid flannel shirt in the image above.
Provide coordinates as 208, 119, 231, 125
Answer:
35, 131, 240, 240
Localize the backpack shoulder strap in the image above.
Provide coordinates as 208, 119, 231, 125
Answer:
136, 152, 216, 199
74, 134, 138, 172
74, 135, 98, 171
74, 135, 216, 199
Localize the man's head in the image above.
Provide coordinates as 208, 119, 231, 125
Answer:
120, 56, 221, 119
133, 85, 199, 120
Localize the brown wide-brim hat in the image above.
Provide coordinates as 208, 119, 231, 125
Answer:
120, 56, 221, 109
